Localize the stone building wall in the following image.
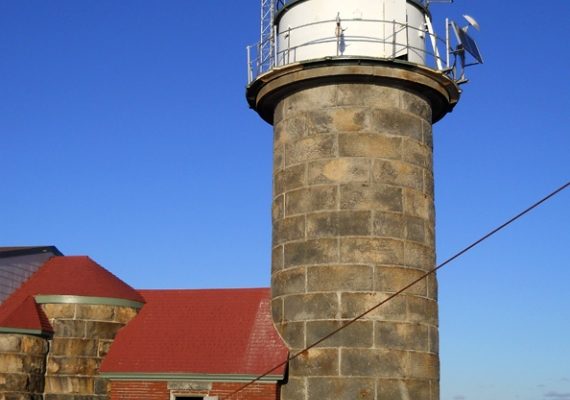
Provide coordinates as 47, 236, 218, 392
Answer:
41, 303, 139, 400
0, 333, 48, 400
271, 83, 439, 399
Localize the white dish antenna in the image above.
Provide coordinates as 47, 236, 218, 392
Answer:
462, 15, 481, 31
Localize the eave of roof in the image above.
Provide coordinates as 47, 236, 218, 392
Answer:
0, 246, 62, 258
99, 372, 283, 382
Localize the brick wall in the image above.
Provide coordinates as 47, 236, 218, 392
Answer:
211, 382, 280, 400
110, 380, 280, 400
109, 381, 168, 400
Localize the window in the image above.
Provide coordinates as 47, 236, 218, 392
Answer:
174, 397, 203, 400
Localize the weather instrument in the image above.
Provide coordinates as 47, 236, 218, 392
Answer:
448, 14, 484, 83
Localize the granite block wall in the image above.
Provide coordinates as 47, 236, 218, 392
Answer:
271, 83, 438, 400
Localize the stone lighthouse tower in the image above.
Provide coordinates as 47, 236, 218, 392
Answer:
246, 1, 472, 398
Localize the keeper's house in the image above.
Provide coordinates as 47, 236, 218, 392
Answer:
0, 247, 286, 400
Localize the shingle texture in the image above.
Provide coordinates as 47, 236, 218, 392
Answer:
100, 288, 288, 377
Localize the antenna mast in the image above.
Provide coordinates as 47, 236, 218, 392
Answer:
259, 0, 275, 73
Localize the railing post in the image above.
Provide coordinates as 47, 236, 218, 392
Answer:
257, 41, 262, 76
273, 25, 278, 68
247, 45, 253, 83
406, 16, 410, 59
392, 20, 396, 58
445, 18, 450, 69
287, 26, 291, 64
336, 13, 341, 56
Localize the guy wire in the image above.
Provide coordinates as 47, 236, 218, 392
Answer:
221, 181, 569, 399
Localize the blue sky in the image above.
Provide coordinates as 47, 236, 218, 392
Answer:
0, 1, 568, 399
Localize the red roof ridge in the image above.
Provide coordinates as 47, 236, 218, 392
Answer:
0, 256, 144, 329
30, 256, 145, 303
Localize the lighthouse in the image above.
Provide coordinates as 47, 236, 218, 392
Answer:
246, 1, 479, 398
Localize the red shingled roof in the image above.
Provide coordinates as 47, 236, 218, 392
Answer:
101, 288, 288, 377
0, 256, 144, 332
0, 296, 53, 333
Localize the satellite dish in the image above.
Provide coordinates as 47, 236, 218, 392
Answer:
462, 15, 481, 31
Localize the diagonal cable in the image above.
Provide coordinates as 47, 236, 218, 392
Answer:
221, 181, 569, 399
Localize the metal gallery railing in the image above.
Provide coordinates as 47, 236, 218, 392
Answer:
275, 0, 431, 11
246, 18, 451, 84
